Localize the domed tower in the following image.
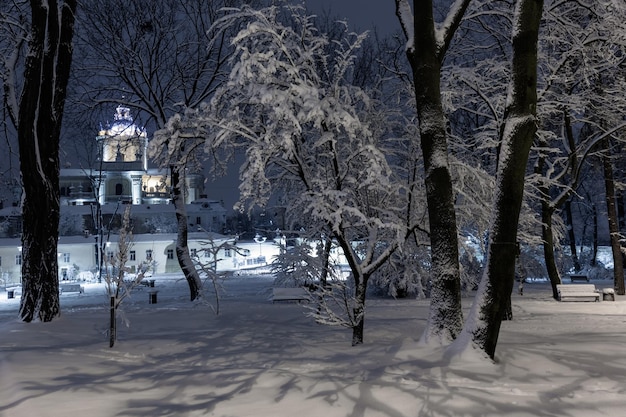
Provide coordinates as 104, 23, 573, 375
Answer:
94, 105, 151, 205
97, 105, 148, 170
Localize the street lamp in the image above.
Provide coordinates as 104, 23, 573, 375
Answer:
254, 233, 266, 257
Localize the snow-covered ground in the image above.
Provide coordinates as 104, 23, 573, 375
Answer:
1, 274, 625, 417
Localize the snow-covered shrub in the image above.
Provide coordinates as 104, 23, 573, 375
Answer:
271, 241, 324, 288
369, 248, 430, 298
192, 235, 239, 315
104, 206, 151, 347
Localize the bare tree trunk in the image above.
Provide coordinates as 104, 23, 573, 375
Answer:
401, 0, 467, 344
171, 165, 202, 301
534, 147, 561, 299
541, 202, 561, 299
564, 199, 581, 272
351, 273, 369, 346
18, 0, 77, 322
602, 141, 625, 295
319, 235, 332, 288
590, 202, 599, 266
457, 0, 543, 360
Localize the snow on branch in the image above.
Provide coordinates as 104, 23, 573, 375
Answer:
435, 0, 473, 58
395, 0, 415, 54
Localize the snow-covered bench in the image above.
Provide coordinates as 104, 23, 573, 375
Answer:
568, 274, 589, 283
557, 284, 599, 302
60, 283, 84, 294
271, 287, 310, 303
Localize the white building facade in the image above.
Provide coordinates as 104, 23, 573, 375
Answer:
0, 105, 230, 284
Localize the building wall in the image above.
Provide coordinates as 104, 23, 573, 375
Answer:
0, 233, 348, 287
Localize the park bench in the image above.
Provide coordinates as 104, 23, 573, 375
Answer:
271, 287, 310, 303
59, 283, 84, 294
122, 279, 155, 289
568, 274, 589, 283
557, 284, 599, 302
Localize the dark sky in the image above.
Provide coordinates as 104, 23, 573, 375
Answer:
305, 0, 400, 35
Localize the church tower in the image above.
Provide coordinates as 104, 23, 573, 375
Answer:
97, 105, 148, 170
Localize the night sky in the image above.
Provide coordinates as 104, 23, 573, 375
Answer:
304, 0, 400, 35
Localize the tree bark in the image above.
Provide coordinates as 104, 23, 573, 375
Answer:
540, 202, 561, 299
319, 236, 333, 288
601, 141, 625, 295
351, 274, 369, 346
590, 202, 599, 267
171, 165, 202, 301
564, 200, 581, 272
456, 0, 543, 360
404, 0, 464, 344
18, 0, 77, 322
534, 148, 561, 299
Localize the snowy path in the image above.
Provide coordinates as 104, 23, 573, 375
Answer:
1, 276, 625, 417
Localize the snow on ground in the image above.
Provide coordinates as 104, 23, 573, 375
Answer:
1, 275, 625, 417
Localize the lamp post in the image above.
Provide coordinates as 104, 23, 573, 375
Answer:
254, 233, 266, 258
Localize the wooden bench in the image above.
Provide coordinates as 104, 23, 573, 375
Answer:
271, 287, 310, 303
59, 283, 84, 294
122, 279, 154, 289
568, 274, 589, 283
557, 284, 599, 302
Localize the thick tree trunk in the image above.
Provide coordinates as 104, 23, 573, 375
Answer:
602, 144, 625, 295
171, 165, 202, 301
456, 0, 543, 360
18, 0, 77, 322
406, 0, 463, 344
564, 200, 581, 272
351, 275, 368, 346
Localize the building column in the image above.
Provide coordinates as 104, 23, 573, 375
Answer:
131, 175, 142, 205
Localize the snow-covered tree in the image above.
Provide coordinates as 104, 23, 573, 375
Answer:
272, 240, 328, 288
73, 0, 255, 301
453, 0, 544, 360
439, 0, 626, 301
192, 232, 240, 316
395, 0, 472, 345
1, 0, 78, 322
156, 5, 413, 345
526, 0, 626, 297
105, 206, 151, 347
